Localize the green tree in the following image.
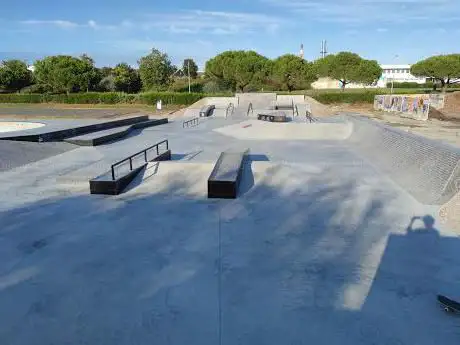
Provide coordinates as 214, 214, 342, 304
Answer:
112, 63, 141, 93
79, 54, 102, 92
271, 54, 318, 92
0, 60, 33, 92
205, 51, 270, 92
34, 55, 98, 94
316, 52, 382, 90
182, 58, 198, 79
100, 66, 114, 77
411, 54, 460, 92
357, 59, 382, 86
138, 48, 175, 90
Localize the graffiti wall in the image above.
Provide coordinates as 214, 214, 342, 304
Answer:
428, 93, 446, 110
374, 95, 431, 121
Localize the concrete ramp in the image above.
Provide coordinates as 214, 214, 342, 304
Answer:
236, 93, 276, 110
204, 97, 238, 107
277, 95, 305, 107
214, 120, 352, 140
184, 97, 237, 118
346, 115, 460, 205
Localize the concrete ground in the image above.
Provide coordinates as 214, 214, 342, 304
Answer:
0, 110, 459, 345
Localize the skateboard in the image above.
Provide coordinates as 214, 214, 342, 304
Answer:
437, 295, 460, 313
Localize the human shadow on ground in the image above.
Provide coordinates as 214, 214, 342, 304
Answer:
359, 214, 460, 344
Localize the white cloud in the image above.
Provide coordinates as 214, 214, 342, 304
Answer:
142, 10, 284, 35
20, 19, 117, 30
377, 28, 388, 32
261, 0, 460, 24
19, 10, 282, 36
87, 20, 98, 29
20, 20, 78, 29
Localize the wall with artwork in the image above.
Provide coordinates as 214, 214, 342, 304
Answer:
374, 94, 432, 120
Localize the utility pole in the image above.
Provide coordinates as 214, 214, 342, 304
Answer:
188, 59, 191, 94
320, 40, 328, 59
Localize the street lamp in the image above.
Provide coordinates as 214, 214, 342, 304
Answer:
187, 59, 191, 94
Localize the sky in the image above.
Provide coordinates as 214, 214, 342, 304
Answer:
1, 0, 459, 68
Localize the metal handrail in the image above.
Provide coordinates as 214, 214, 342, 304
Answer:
110, 140, 169, 180
226, 102, 235, 118
247, 102, 254, 116
183, 117, 199, 128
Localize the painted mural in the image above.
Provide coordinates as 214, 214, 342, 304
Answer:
374, 94, 431, 121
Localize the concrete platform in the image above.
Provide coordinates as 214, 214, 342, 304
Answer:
64, 119, 168, 146
0, 105, 459, 345
0, 115, 150, 142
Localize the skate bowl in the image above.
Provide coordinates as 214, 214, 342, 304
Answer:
0, 121, 45, 133
345, 115, 460, 205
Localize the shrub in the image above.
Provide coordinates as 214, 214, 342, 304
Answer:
139, 92, 204, 105
202, 80, 233, 93
0, 91, 210, 105
386, 81, 436, 89
0, 94, 43, 103
169, 78, 205, 93
310, 89, 431, 104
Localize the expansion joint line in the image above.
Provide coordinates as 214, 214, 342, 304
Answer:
218, 206, 223, 345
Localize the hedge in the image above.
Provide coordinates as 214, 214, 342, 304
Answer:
138, 92, 204, 105
386, 82, 434, 89
0, 92, 207, 106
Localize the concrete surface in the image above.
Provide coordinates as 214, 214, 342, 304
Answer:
0, 104, 459, 345
0, 140, 77, 172
0, 121, 45, 133
0, 118, 114, 139
0, 107, 139, 118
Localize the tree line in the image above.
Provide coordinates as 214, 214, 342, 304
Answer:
1, 48, 459, 94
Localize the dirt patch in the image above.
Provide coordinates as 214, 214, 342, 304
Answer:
0, 104, 182, 120
442, 91, 460, 117
304, 96, 335, 117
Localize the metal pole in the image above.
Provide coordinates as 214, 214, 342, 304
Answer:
188, 59, 191, 94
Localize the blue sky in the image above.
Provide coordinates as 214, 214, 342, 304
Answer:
1, 0, 459, 68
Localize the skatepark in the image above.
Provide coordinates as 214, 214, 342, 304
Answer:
0, 93, 459, 345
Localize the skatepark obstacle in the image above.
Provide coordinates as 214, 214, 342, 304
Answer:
208, 150, 249, 199
199, 105, 215, 117
183, 117, 199, 128
89, 140, 171, 195
257, 111, 289, 122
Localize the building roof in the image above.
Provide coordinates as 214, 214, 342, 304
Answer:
380, 64, 411, 69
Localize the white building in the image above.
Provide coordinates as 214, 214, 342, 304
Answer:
376, 64, 426, 87
312, 63, 427, 89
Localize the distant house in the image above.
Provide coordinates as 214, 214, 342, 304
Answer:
312, 63, 427, 89
377, 64, 426, 87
